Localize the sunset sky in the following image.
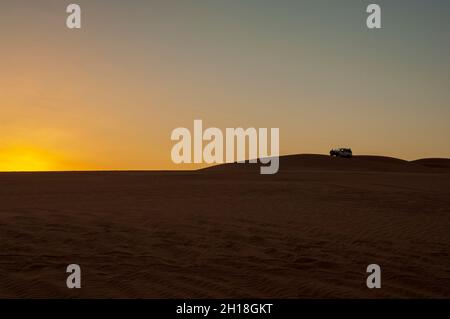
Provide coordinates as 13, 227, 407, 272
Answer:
1, 0, 450, 171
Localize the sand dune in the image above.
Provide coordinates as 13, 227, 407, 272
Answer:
411, 158, 450, 169
204, 154, 450, 173
0, 154, 449, 298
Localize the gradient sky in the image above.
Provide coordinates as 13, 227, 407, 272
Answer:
1, 0, 450, 171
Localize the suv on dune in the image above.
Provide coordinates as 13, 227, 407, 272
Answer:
330, 148, 353, 158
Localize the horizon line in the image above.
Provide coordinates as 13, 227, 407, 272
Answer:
1, 154, 449, 173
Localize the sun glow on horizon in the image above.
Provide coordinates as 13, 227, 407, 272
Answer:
0, 145, 78, 172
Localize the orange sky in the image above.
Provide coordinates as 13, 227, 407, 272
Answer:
1, 1, 450, 171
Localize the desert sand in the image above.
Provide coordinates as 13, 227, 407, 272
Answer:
0, 154, 449, 298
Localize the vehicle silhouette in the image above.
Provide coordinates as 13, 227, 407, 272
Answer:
330, 148, 353, 158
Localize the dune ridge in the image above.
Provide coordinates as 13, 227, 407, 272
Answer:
202, 154, 450, 173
